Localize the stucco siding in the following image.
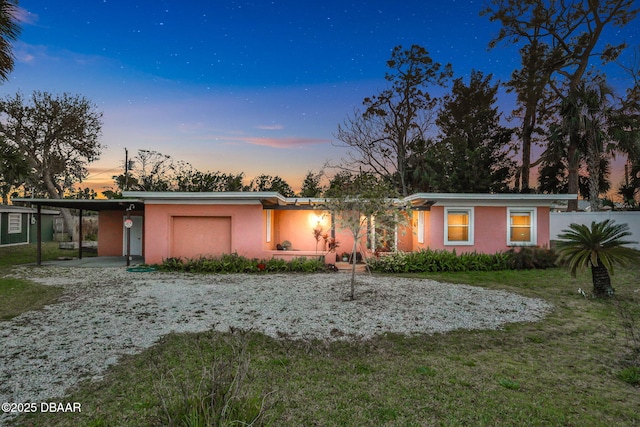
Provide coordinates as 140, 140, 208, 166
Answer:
144, 204, 264, 264
171, 216, 231, 259
98, 211, 144, 256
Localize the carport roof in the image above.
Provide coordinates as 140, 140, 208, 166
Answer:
11, 198, 144, 212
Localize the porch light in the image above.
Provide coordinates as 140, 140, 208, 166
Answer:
308, 213, 327, 228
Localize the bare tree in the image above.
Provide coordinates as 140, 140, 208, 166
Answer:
334, 45, 452, 196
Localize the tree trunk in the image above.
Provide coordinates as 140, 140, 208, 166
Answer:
591, 263, 614, 297
350, 238, 357, 300
586, 135, 600, 212
520, 104, 535, 192
58, 207, 75, 241
566, 137, 580, 212
42, 173, 76, 240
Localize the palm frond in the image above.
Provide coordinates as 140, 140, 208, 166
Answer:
556, 220, 640, 277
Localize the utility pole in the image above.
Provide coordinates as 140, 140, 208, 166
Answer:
124, 148, 129, 191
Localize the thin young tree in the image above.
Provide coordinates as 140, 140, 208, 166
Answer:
321, 173, 409, 300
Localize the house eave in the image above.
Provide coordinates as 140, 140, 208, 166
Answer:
404, 193, 578, 207
11, 198, 144, 211
122, 191, 290, 207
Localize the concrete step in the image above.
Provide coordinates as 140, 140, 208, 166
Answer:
334, 262, 368, 273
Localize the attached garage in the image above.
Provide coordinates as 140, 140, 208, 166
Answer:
171, 216, 231, 259
131, 192, 288, 264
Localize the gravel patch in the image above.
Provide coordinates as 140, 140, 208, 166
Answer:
1, 266, 552, 421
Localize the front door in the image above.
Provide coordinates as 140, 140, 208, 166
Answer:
123, 216, 143, 256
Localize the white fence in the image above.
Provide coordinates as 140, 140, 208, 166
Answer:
550, 211, 640, 249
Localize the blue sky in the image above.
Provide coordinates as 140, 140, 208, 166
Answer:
3, 1, 638, 193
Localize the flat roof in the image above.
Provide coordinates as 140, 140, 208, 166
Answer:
0, 204, 59, 215
12, 192, 579, 212
11, 198, 144, 212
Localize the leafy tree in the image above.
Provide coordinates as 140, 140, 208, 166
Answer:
556, 220, 640, 297
324, 171, 354, 198
0, 139, 28, 203
176, 169, 245, 192
66, 186, 97, 200
320, 173, 409, 300
299, 170, 324, 197
130, 149, 175, 191
105, 149, 248, 197
538, 75, 639, 208
0, 0, 20, 82
502, 36, 558, 191
334, 45, 452, 196
247, 174, 294, 196
0, 91, 103, 235
617, 161, 638, 208
484, 0, 639, 210
415, 70, 516, 193
568, 78, 617, 211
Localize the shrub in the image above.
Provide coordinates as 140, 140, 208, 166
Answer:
368, 249, 511, 273
160, 257, 185, 271
158, 254, 325, 274
506, 246, 558, 270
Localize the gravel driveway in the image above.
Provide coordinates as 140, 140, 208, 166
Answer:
1, 266, 552, 422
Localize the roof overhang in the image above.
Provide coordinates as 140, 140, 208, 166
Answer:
14, 192, 579, 213
403, 193, 578, 208
121, 191, 288, 207
11, 198, 144, 212
0, 204, 59, 215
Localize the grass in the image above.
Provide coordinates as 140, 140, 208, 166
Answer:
0, 277, 63, 320
0, 241, 92, 269
0, 242, 78, 320
7, 262, 640, 426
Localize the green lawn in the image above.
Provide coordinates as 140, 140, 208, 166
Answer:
6, 260, 640, 426
0, 243, 78, 320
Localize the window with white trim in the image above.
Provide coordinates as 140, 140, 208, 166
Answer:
8, 213, 22, 234
507, 208, 536, 246
444, 207, 473, 245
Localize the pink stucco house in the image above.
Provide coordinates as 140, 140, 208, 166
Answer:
86, 191, 576, 265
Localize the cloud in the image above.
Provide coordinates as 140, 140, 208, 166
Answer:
242, 136, 330, 149
13, 42, 46, 64
12, 7, 38, 25
256, 124, 284, 130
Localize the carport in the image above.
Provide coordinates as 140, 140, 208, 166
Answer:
11, 198, 144, 266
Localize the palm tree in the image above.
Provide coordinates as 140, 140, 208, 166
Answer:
0, 0, 21, 81
556, 220, 640, 297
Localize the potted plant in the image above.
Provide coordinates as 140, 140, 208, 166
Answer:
341, 252, 349, 262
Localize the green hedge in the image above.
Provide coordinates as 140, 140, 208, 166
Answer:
368, 247, 557, 273
157, 253, 326, 274
157, 247, 557, 274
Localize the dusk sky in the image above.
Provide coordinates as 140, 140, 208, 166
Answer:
3, 1, 638, 194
